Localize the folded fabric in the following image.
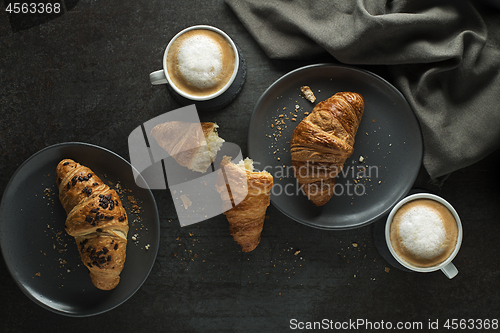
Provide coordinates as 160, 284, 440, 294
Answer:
226, 0, 500, 179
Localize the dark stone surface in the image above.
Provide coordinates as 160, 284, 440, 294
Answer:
1, 1, 499, 332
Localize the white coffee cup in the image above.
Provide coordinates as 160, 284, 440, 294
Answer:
385, 193, 463, 279
149, 25, 239, 101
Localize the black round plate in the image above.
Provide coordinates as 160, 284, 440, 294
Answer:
248, 64, 423, 230
0, 142, 160, 316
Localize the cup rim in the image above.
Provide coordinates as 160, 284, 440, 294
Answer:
162, 25, 240, 101
385, 193, 463, 273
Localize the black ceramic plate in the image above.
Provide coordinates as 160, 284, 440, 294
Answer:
248, 64, 422, 230
0, 142, 160, 316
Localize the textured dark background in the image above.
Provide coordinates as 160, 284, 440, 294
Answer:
1, 1, 499, 332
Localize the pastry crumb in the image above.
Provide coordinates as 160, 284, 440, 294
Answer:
180, 194, 192, 209
127, 195, 141, 213
300, 86, 316, 103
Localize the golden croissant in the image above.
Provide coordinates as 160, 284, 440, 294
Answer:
56, 159, 128, 290
290, 92, 365, 206
215, 156, 273, 252
150, 121, 224, 173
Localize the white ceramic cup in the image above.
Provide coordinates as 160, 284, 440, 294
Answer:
385, 193, 463, 279
149, 25, 239, 101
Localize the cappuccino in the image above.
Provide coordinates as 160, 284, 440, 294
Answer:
389, 199, 458, 268
166, 29, 236, 97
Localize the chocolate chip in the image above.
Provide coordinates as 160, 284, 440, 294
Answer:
107, 255, 111, 262
99, 194, 104, 198
78, 176, 83, 182
67, 182, 70, 189
114, 244, 118, 250
87, 173, 92, 179
115, 200, 119, 206
90, 208, 98, 213
63, 162, 69, 166
71, 176, 77, 186
85, 215, 93, 224
102, 247, 108, 254
96, 228, 102, 232
92, 182, 98, 186
118, 216, 125, 222
105, 216, 113, 220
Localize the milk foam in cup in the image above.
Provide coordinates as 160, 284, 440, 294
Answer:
150, 25, 239, 101
385, 193, 462, 279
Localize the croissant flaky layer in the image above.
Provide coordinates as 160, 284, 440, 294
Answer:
150, 121, 224, 173
290, 92, 365, 206
215, 157, 273, 252
56, 159, 128, 290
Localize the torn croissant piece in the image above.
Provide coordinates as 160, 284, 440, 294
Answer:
290, 91, 365, 206
300, 86, 316, 103
215, 156, 274, 252
56, 159, 128, 290
150, 121, 225, 173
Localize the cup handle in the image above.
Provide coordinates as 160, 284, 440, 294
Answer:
441, 262, 458, 279
150, 70, 168, 85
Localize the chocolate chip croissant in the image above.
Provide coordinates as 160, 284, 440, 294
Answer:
290, 92, 364, 206
215, 156, 273, 252
56, 159, 128, 290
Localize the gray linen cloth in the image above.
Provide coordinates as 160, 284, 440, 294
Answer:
226, 0, 500, 179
